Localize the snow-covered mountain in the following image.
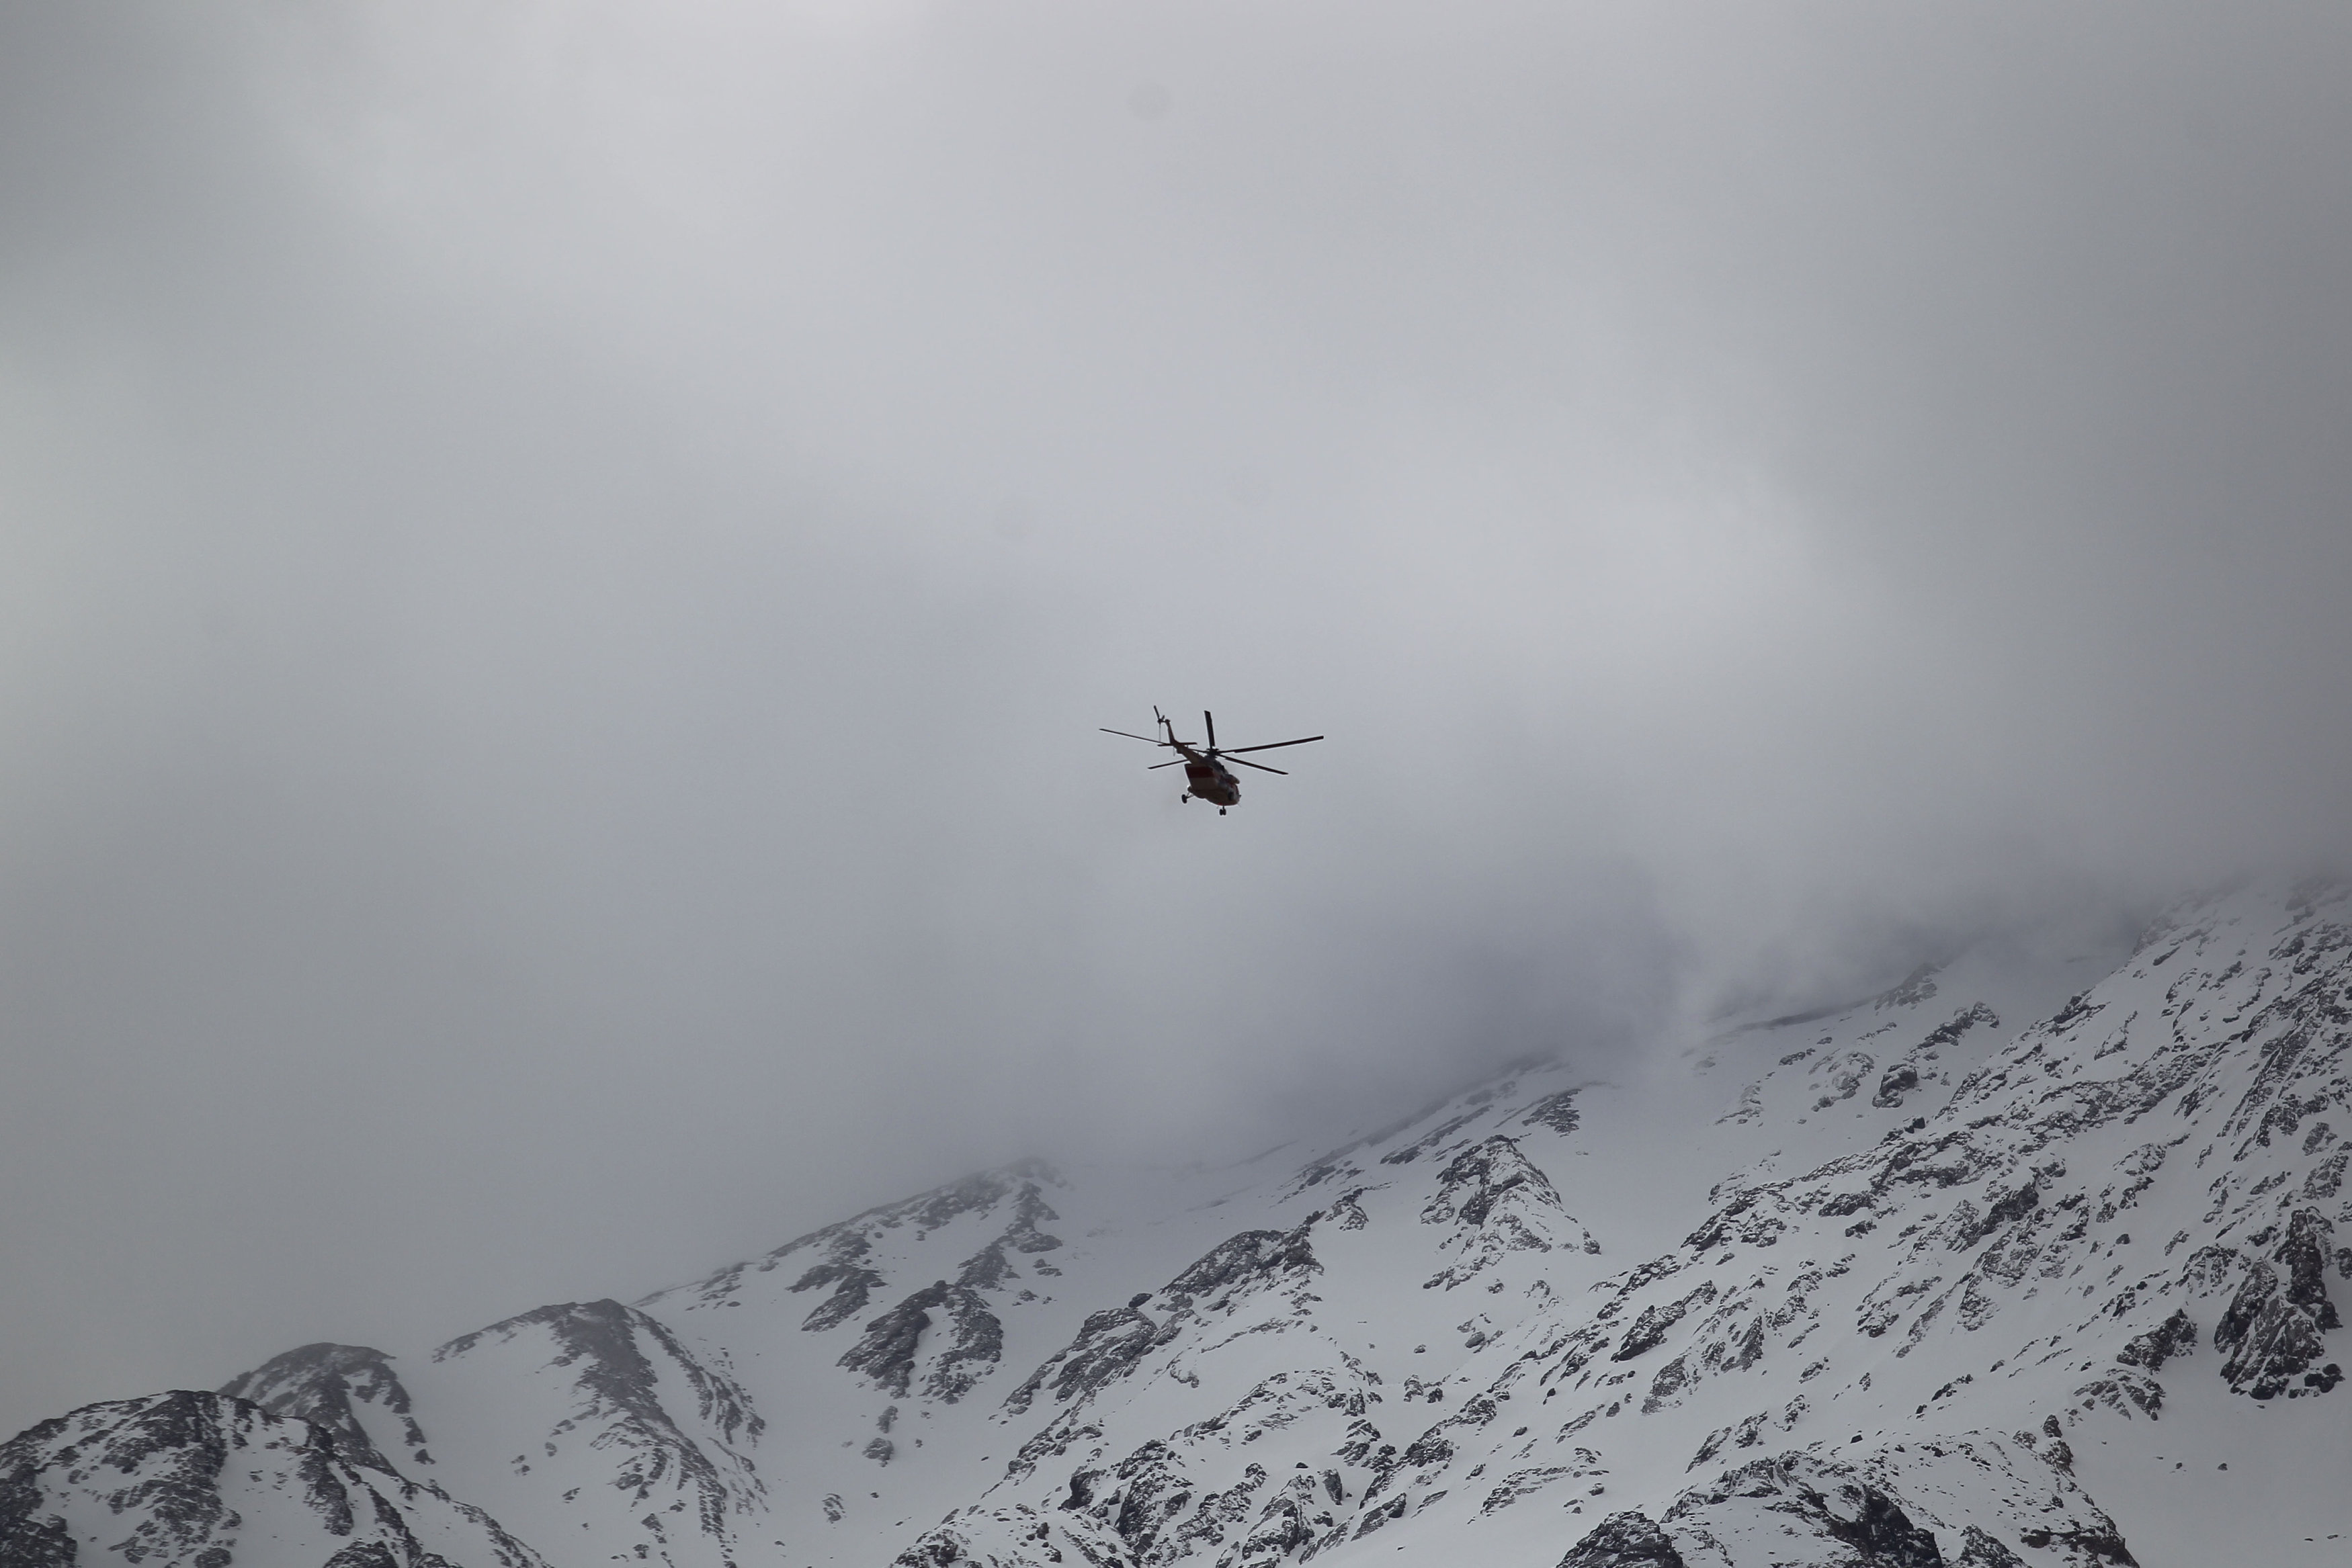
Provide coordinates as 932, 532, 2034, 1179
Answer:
7, 883, 2349, 1567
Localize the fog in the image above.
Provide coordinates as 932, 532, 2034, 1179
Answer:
4, 1, 2349, 1437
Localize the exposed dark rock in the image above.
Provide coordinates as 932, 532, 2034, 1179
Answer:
906, 1162, 1062, 1235
1004, 1303, 1171, 1417
443, 1299, 759, 1446
1558, 1509, 1685, 1567
894, 1533, 967, 1566
672, 1160, 1066, 1318
1921, 1004, 1999, 1053
839, 1282, 1005, 1403
1521, 1090, 1586, 1135
1350, 1494, 1407, 1538
998, 1182, 1066, 1255
794, 1261, 889, 1331
218, 1344, 423, 1475
1418, 1137, 1592, 1287
1681, 1189, 1790, 1252
1823, 1483, 1944, 1567
323, 1547, 424, 1568
1612, 1284, 1718, 1362
1952, 1525, 2025, 1567
2212, 1215, 2343, 1399
1873, 1065, 1921, 1109
956, 1243, 1015, 1292
1229, 1480, 1320, 1565
1640, 1354, 1695, 1413
2275, 1209, 2341, 1329
2014, 1522, 2138, 1565
1378, 1108, 1491, 1166
2115, 1309, 2197, 1373
435, 1299, 759, 1538
1167, 1225, 1320, 1301
1960, 1182, 2040, 1248
1424, 1138, 1540, 1230
0, 1454, 79, 1568
1665, 1455, 1945, 1568
2072, 1373, 2164, 1421
0, 1393, 530, 1568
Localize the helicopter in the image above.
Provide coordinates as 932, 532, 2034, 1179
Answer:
1101, 708, 1323, 814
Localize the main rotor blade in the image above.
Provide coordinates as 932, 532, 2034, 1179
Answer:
1223, 735, 1324, 754
1224, 754, 1288, 775
1204, 710, 1216, 750
1101, 728, 1170, 744
1148, 757, 1187, 769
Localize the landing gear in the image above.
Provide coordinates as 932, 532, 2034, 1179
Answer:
1181, 793, 1191, 803
1219, 807, 1227, 815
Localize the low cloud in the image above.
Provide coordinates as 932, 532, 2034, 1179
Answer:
3, 1, 2348, 1435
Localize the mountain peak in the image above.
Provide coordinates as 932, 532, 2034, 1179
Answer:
11, 883, 2349, 1565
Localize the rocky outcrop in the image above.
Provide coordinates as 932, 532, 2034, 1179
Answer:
1642, 1440, 2132, 1568
218, 1343, 430, 1475
838, 1280, 1004, 1403
646, 1159, 1066, 1317
433, 1299, 762, 1544
2212, 1209, 2344, 1398
1559, 1510, 1686, 1567
0, 1391, 543, 1568
1419, 1135, 1597, 1288
1006, 1221, 1322, 1418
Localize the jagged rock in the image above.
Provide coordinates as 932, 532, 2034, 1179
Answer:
2211, 1213, 2344, 1399
218, 1343, 429, 1475
430, 1297, 763, 1553
840, 1281, 1005, 1403
1921, 1003, 1999, 1053
1004, 1302, 1173, 1418
1873, 1064, 1922, 1108
1166, 1224, 1320, 1299
1420, 1136, 1596, 1287
2070, 1371, 2165, 1421
1612, 1284, 1718, 1361
2115, 1309, 2196, 1372
1952, 1525, 2026, 1567
0, 1392, 544, 1568
890, 1504, 1128, 1568
0, 1459, 77, 1568
793, 1258, 888, 1331
1559, 1509, 1685, 1567
1005, 1221, 1322, 1419
1522, 1088, 1587, 1135
1664, 1452, 1943, 1567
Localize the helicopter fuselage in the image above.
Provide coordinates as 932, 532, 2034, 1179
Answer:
1179, 753, 1240, 807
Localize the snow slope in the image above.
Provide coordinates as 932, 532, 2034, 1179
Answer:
5, 883, 2349, 1567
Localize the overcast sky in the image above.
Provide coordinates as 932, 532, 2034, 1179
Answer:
4, 1, 2350, 1437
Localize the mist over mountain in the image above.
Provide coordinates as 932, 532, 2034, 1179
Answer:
9, 883, 2350, 1566
4, 1, 2352, 1524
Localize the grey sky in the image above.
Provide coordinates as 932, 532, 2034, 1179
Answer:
3, 2, 2349, 1437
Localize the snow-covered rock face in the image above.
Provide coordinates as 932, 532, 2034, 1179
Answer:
0, 1391, 545, 1568
7, 883, 2351, 1567
218, 1344, 433, 1477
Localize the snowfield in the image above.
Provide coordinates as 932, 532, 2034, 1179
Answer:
6, 883, 2349, 1567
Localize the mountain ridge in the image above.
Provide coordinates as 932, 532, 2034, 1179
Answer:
6, 883, 2349, 1567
